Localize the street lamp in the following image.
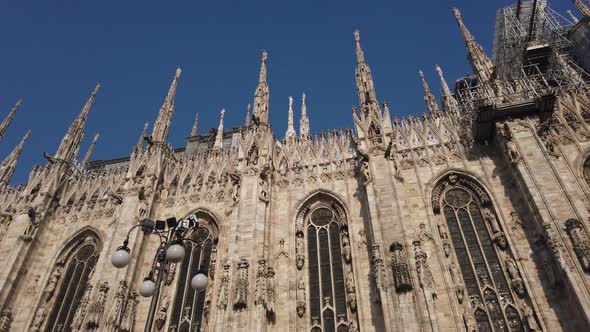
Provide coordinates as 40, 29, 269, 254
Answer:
111, 217, 209, 332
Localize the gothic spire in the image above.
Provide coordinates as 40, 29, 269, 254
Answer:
0, 99, 22, 141
54, 84, 100, 163
213, 109, 225, 150
245, 104, 251, 126
285, 96, 296, 139
80, 132, 99, 171
452, 8, 495, 82
353, 30, 380, 115
133, 122, 149, 156
190, 112, 200, 136
419, 70, 440, 115
252, 50, 270, 124
382, 101, 392, 130
299, 93, 310, 138
151, 68, 181, 143
566, 10, 579, 23
0, 129, 30, 185
436, 65, 459, 113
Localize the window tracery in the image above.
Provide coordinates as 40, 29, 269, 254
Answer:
42, 232, 100, 332
296, 193, 359, 332
432, 173, 533, 331
168, 211, 218, 332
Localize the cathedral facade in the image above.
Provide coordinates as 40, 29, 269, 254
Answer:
1, 1, 590, 331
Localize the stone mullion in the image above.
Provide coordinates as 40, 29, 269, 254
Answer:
504, 123, 590, 323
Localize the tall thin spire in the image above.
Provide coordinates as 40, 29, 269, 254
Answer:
452, 8, 495, 82
133, 122, 149, 155
80, 132, 99, 171
151, 68, 181, 143
252, 50, 270, 124
245, 104, 251, 126
419, 70, 440, 115
285, 96, 296, 139
436, 65, 459, 113
190, 113, 200, 136
299, 93, 310, 138
54, 84, 100, 163
213, 109, 225, 150
566, 10, 579, 23
0, 130, 30, 185
0, 99, 22, 141
382, 101, 392, 130
353, 30, 380, 116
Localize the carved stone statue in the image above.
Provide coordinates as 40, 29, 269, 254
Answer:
521, 300, 541, 331
107, 281, 128, 329
463, 311, 477, 332
24, 274, 41, 297
565, 218, 590, 272
442, 241, 452, 257
234, 259, 249, 309
296, 232, 305, 270
217, 263, 230, 309
361, 161, 371, 184
265, 267, 276, 315
437, 224, 449, 240
493, 231, 508, 250
119, 291, 138, 332
0, 308, 13, 332
296, 277, 306, 317
346, 270, 357, 312
390, 242, 412, 292
413, 242, 434, 290
505, 257, 525, 297
44, 264, 63, 301
342, 229, 352, 264
154, 294, 169, 331
31, 306, 46, 332
85, 281, 109, 330
255, 259, 267, 307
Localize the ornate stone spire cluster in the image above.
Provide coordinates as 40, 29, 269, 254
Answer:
80, 132, 99, 171
299, 93, 310, 138
190, 112, 200, 136
151, 68, 181, 143
214, 109, 225, 150
452, 8, 495, 82
54, 84, 100, 164
354, 30, 380, 116
285, 96, 296, 139
252, 50, 270, 124
0, 129, 30, 185
0, 99, 21, 142
419, 70, 441, 115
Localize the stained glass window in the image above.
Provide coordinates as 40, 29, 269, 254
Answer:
440, 183, 524, 331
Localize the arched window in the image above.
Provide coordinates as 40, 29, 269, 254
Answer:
43, 231, 101, 331
432, 173, 526, 331
168, 211, 218, 332
296, 193, 358, 332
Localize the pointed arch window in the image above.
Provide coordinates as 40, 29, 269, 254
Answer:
433, 173, 526, 332
43, 233, 101, 332
168, 211, 218, 332
297, 193, 358, 332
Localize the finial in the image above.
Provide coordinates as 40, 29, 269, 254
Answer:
452, 7, 473, 42
289, 96, 293, 111
566, 10, 579, 23
175, 67, 182, 78
261, 50, 268, 62
245, 104, 251, 126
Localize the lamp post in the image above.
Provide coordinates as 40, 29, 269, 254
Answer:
111, 217, 209, 332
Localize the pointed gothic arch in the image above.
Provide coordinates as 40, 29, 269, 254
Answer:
294, 191, 358, 332
37, 227, 102, 332
430, 171, 534, 331
168, 209, 219, 332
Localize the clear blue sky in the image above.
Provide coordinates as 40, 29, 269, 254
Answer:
0, 0, 577, 184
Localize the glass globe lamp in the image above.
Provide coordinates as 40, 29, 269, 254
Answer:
139, 278, 156, 297
166, 241, 186, 263
191, 272, 208, 291
111, 246, 130, 268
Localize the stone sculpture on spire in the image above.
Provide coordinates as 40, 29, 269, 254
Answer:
285, 96, 296, 139
151, 68, 181, 143
252, 50, 270, 124
299, 93, 310, 138
190, 113, 200, 137
213, 109, 225, 150
0, 99, 22, 142
419, 70, 440, 115
0, 129, 30, 185
452, 8, 495, 82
